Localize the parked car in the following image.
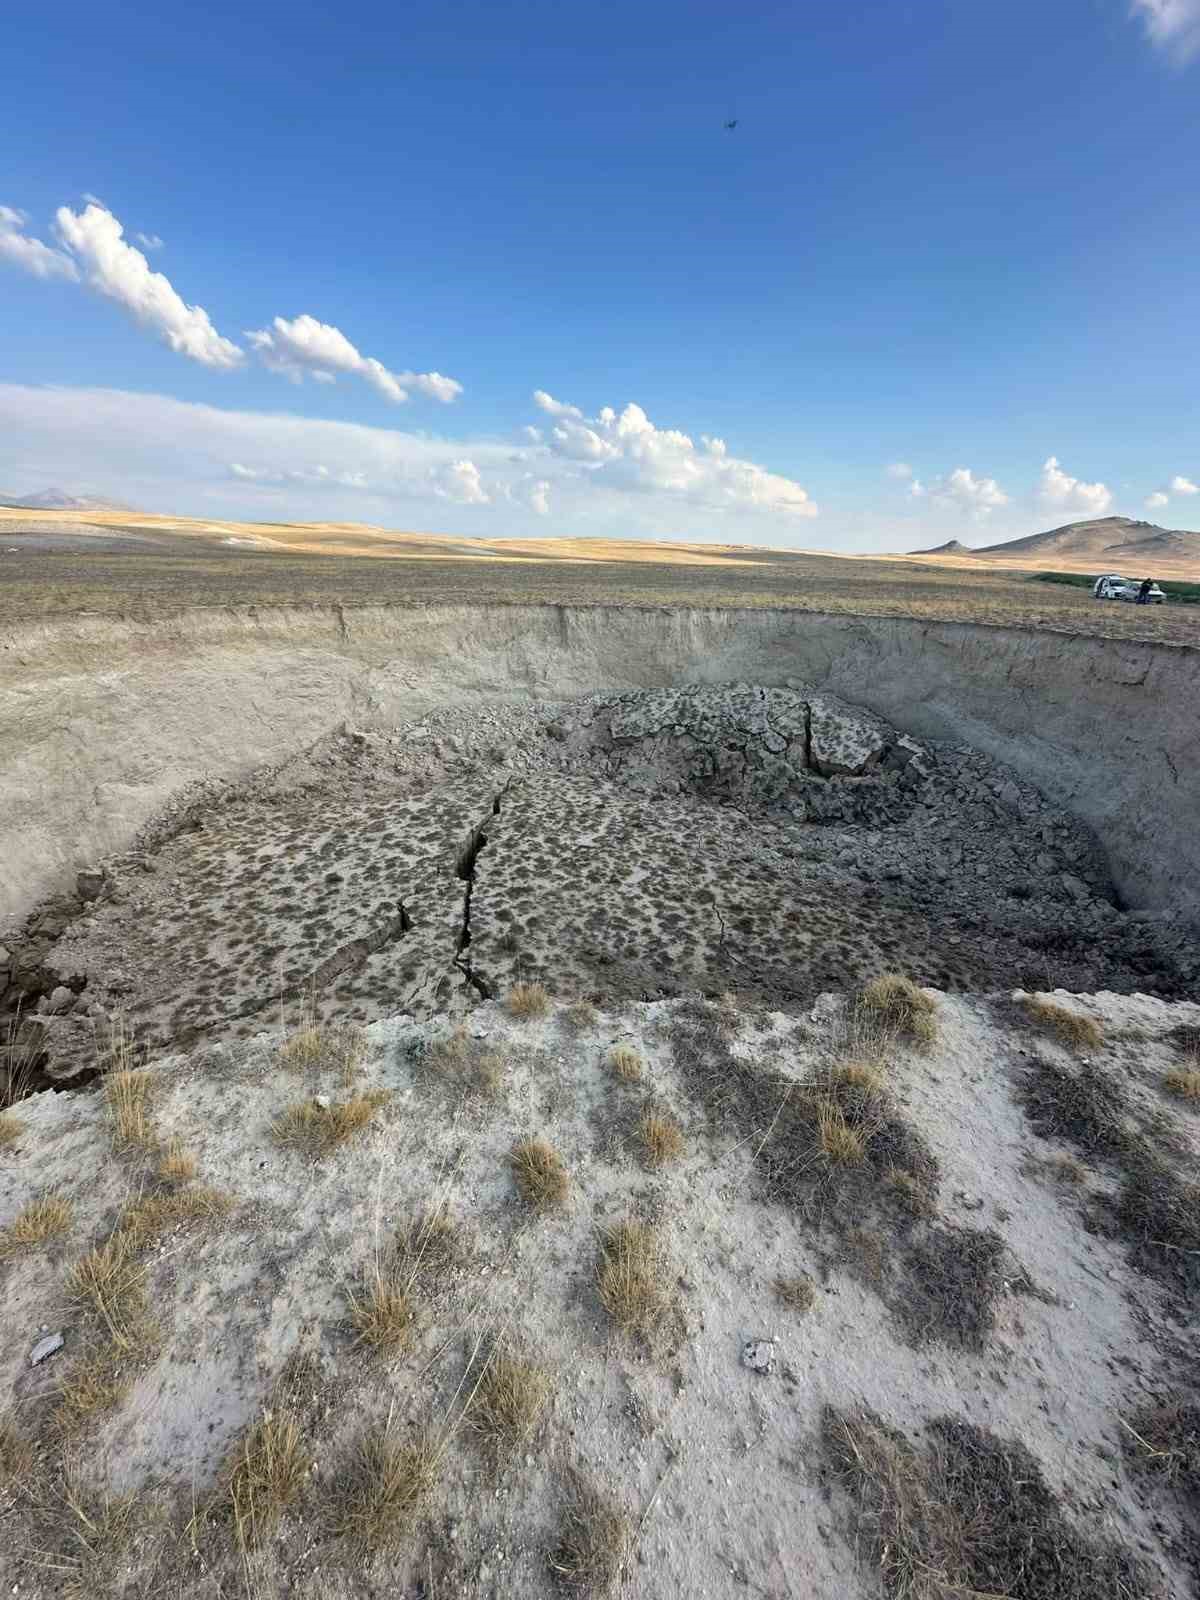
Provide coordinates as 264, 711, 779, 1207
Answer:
1092, 574, 1165, 603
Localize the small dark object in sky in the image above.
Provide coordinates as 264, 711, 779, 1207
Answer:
724, 119, 738, 130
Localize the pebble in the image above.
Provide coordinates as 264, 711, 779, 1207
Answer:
741, 1338, 777, 1375
30, 1331, 64, 1366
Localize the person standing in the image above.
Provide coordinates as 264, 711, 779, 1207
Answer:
1137, 577, 1153, 604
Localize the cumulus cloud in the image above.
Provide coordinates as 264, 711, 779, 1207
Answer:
0, 204, 80, 281
911, 466, 1007, 516
530, 390, 817, 517
1131, 0, 1200, 62
246, 313, 462, 405
1145, 490, 1170, 509
430, 459, 489, 504
1170, 473, 1198, 494
135, 232, 164, 251
886, 461, 913, 480
1038, 455, 1112, 516
54, 202, 243, 368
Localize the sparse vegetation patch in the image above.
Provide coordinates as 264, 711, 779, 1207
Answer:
858, 975, 938, 1048
597, 1219, 670, 1342
0, 1191, 72, 1258
273, 1088, 389, 1156
511, 1136, 569, 1209
825, 1405, 1159, 1600
550, 1470, 630, 1593
1021, 995, 1104, 1051
508, 980, 550, 1019
335, 1426, 439, 1552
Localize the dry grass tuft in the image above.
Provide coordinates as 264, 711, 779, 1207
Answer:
1163, 1066, 1200, 1103
67, 1233, 152, 1352
0, 1110, 23, 1146
1021, 995, 1104, 1051
511, 1136, 569, 1210
597, 1220, 668, 1340
428, 1025, 470, 1069
225, 1408, 308, 1551
335, 1426, 439, 1552
51, 1479, 141, 1600
826, 1405, 1153, 1600
884, 1167, 939, 1218
477, 1050, 507, 1096
563, 999, 598, 1031
348, 1269, 417, 1354
278, 1019, 367, 1080
0, 1412, 35, 1488
157, 1138, 198, 1182
507, 981, 550, 1020
396, 1202, 468, 1286
105, 1068, 157, 1152
637, 1107, 685, 1168
0, 1192, 72, 1259
774, 1274, 817, 1314
815, 1094, 868, 1165
859, 975, 937, 1048
833, 1059, 887, 1095
467, 1346, 552, 1456
116, 1185, 232, 1250
54, 1347, 134, 1434
608, 1043, 642, 1082
1124, 1402, 1200, 1493
273, 1088, 390, 1156
550, 1471, 630, 1593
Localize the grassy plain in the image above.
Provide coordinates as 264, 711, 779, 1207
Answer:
1, 509, 1198, 642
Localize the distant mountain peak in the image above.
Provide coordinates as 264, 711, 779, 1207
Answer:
0, 487, 138, 513
909, 537, 971, 554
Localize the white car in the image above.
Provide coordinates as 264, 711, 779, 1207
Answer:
1092, 574, 1165, 603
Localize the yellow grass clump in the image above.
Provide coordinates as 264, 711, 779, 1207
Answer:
638, 1107, 685, 1168
608, 1044, 642, 1082
597, 1220, 668, 1340
507, 981, 550, 1020
1021, 995, 1104, 1051
273, 1089, 390, 1157
511, 1136, 569, 1210
0, 1192, 73, 1259
859, 975, 938, 1048
1163, 1067, 1200, 1103
224, 1409, 308, 1551
335, 1426, 440, 1552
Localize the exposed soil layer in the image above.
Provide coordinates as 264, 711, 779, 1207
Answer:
4, 688, 1196, 1088
4, 687, 1197, 1088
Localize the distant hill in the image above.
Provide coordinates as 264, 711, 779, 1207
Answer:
974, 515, 1200, 568
0, 487, 138, 513
909, 538, 971, 555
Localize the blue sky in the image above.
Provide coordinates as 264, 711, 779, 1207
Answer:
1, 0, 1198, 548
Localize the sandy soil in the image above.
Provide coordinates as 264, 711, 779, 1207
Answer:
1, 985, 1198, 1598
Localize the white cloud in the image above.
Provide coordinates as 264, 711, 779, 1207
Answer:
886, 461, 913, 480
246, 313, 462, 405
1131, 0, 1200, 62
136, 232, 164, 251
1169, 474, 1198, 494
530, 390, 817, 517
55, 202, 242, 369
229, 461, 367, 488
1038, 455, 1112, 516
0, 204, 80, 282
431, 459, 489, 504
913, 466, 1007, 516
1146, 491, 1170, 509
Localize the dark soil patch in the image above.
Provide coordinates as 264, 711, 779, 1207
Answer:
1018, 1058, 1137, 1164
896, 1225, 1007, 1351
824, 1405, 1165, 1599
1016, 1056, 1200, 1310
